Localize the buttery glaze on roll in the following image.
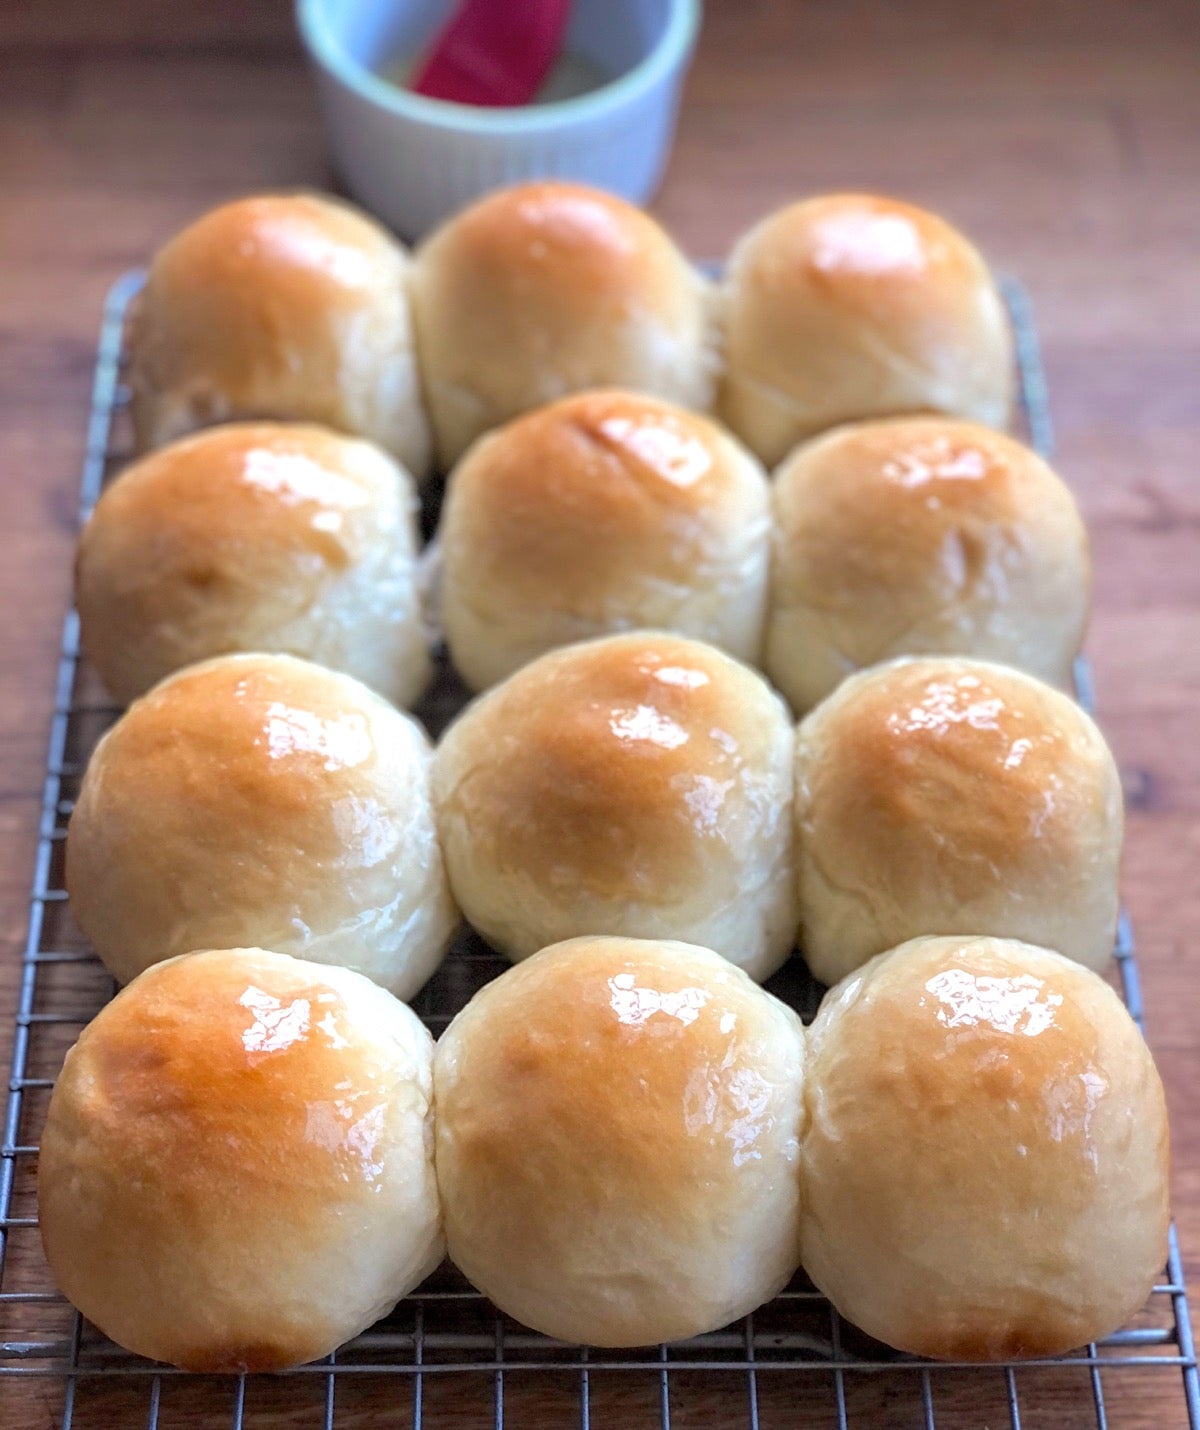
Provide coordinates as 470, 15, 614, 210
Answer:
410, 182, 717, 468
434, 936, 805, 1346
765, 417, 1090, 713
128, 192, 431, 479
440, 390, 771, 691
432, 633, 796, 981
39, 948, 443, 1371
718, 194, 1013, 466
66, 653, 457, 999
800, 935, 1170, 1360
76, 423, 430, 707
793, 656, 1122, 984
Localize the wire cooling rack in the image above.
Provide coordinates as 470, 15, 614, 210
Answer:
0, 273, 1196, 1430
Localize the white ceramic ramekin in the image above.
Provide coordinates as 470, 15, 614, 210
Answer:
296, 0, 700, 239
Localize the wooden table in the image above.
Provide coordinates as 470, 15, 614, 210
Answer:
2, 1, 1198, 1425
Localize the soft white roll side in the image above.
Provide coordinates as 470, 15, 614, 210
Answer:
800, 935, 1169, 1360
435, 935, 805, 1347
66, 654, 458, 1000
440, 390, 771, 691
39, 948, 443, 1371
410, 182, 718, 468
127, 192, 431, 480
76, 423, 430, 707
793, 656, 1122, 985
432, 633, 796, 982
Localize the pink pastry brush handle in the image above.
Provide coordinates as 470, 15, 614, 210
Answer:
411, 0, 572, 107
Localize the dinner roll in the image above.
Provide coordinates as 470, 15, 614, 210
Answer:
39, 948, 442, 1371
410, 182, 717, 468
128, 192, 431, 479
800, 935, 1170, 1359
793, 657, 1122, 985
718, 194, 1013, 466
435, 935, 805, 1346
76, 423, 430, 707
66, 654, 457, 998
765, 417, 1090, 713
441, 391, 771, 690
433, 633, 796, 980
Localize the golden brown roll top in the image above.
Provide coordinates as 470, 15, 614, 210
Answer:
800, 935, 1169, 1360
39, 948, 443, 1371
793, 656, 1122, 985
76, 422, 430, 707
128, 192, 431, 478
765, 417, 1090, 712
66, 653, 457, 999
718, 193, 1014, 466
440, 390, 771, 690
434, 935, 805, 1346
432, 633, 797, 981
410, 182, 718, 468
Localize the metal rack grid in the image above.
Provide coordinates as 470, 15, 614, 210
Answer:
0, 271, 1196, 1430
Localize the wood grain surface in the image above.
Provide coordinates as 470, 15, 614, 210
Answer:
2, 1, 1199, 1426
